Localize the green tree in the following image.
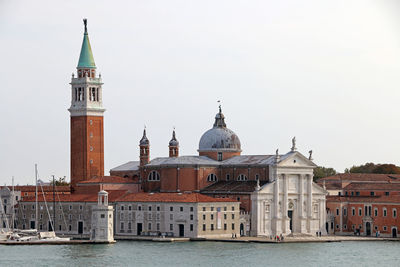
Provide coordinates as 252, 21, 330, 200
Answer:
49, 176, 70, 186
346, 163, 400, 174
313, 166, 337, 181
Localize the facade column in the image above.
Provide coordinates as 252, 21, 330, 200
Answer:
307, 174, 313, 233
282, 174, 288, 233
299, 174, 304, 218
274, 175, 280, 219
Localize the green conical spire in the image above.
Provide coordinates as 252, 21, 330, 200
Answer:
77, 19, 96, 69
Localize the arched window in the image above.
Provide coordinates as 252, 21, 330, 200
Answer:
237, 174, 248, 181
207, 173, 218, 182
148, 171, 160, 181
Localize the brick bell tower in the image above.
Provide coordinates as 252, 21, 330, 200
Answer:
69, 19, 105, 191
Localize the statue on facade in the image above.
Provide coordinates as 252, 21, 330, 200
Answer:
308, 150, 313, 160
291, 136, 297, 151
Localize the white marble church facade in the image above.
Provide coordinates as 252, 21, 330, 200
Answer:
251, 150, 327, 237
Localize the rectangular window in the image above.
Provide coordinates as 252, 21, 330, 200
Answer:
358, 208, 362, 216
370, 192, 375, 196
211, 214, 214, 220
374, 208, 378, 217
232, 214, 235, 219
224, 207, 227, 211
224, 214, 227, 220
148, 206, 152, 211
203, 214, 206, 220
352, 208, 355, 216
180, 207, 183, 212
69, 205, 72, 210
157, 223, 160, 231
224, 224, 227, 230
226, 174, 230, 181
190, 214, 193, 220
170, 224, 173, 231
170, 214, 173, 220
351, 191, 354, 196
157, 206, 160, 211
138, 206, 142, 211
69, 225, 72, 231
385, 192, 390, 196
203, 224, 206, 231
170, 207, 173, 212
384, 209, 387, 217
211, 207, 214, 211
218, 152, 223, 161
190, 207, 193, 212
232, 223, 235, 230
336, 208, 339, 216
129, 205, 132, 211
356, 192, 360, 196
394, 209, 397, 218
211, 224, 214, 231
190, 224, 193, 231
148, 223, 151, 230
121, 222, 124, 230
232, 206, 235, 211
79, 205, 83, 210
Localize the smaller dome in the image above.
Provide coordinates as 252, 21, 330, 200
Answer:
169, 130, 179, 147
139, 129, 149, 146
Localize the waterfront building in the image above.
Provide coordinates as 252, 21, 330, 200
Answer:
112, 108, 326, 236
0, 186, 19, 229
115, 192, 240, 238
318, 173, 400, 237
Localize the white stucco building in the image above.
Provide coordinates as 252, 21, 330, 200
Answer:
251, 146, 327, 237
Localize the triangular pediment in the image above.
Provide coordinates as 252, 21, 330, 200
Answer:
277, 151, 317, 168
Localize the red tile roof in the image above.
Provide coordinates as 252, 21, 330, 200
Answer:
77, 176, 136, 184
318, 173, 400, 183
0, 185, 70, 192
343, 182, 400, 191
116, 192, 237, 203
20, 190, 128, 203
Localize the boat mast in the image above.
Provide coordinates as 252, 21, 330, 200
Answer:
52, 175, 55, 232
11, 176, 14, 231
35, 164, 38, 230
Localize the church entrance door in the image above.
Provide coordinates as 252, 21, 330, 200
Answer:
366, 222, 371, 236
240, 223, 244, 236
392, 228, 397, 238
288, 210, 293, 231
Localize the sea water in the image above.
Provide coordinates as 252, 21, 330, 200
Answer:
0, 241, 398, 266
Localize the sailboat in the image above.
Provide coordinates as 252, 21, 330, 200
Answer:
3, 165, 70, 243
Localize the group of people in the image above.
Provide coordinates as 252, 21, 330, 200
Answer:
231, 233, 238, 239
269, 234, 285, 242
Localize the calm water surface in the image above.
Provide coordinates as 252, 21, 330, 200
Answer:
0, 241, 399, 266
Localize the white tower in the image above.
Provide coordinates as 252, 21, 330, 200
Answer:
91, 190, 114, 243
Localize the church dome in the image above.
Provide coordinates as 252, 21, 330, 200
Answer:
198, 107, 241, 152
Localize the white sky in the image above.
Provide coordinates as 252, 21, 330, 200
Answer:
1, 0, 400, 185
